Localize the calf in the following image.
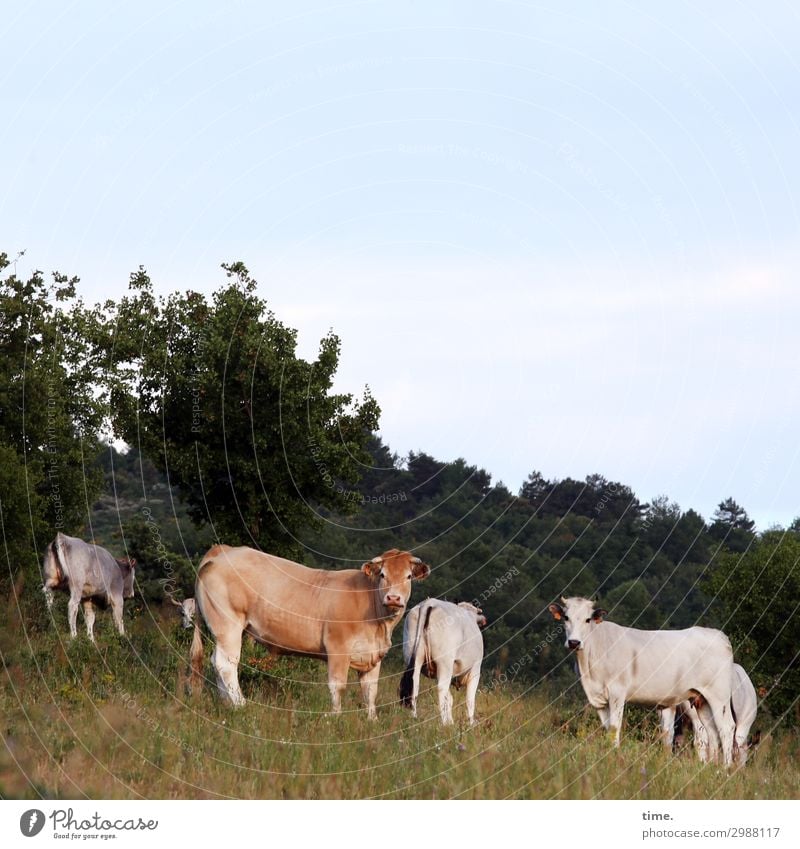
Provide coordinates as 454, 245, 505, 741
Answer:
42, 532, 136, 640
399, 599, 486, 726
549, 597, 737, 765
660, 663, 758, 765
168, 595, 196, 629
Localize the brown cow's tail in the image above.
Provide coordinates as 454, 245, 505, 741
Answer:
189, 617, 204, 693
399, 603, 433, 707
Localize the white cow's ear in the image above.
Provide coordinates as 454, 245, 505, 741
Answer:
548, 603, 565, 621
592, 608, 607, 622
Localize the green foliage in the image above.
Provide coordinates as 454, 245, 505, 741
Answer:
99, 262, 379, 557
709, 497, 757, 553
0, 252, 105, 586
705, 532, 800, 725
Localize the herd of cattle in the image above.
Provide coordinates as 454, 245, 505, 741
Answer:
41, 533, 756, 767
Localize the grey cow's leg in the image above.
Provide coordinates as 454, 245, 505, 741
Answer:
110, 597, 125, 636
67, 594, 81, 638
82, 599, 96, 642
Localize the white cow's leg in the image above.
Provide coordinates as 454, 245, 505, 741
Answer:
212, 635, 245, 706
110, 596, 125, 636
691, 702, 713, 763
358, 663, 381, 720
437, 658, 455, 726
82, 599, 96, 642
708, 698, 735, 767
607, 695, 625, 746
596, 706, 611, 729
464, 668, 480, 726
67, 593, 81, 638
735, 725, 750, 766
659, 707, 676, 750
327, 656, 349, 714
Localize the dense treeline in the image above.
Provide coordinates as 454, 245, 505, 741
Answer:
1, 252, 798, 729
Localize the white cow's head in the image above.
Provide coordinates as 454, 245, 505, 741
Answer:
169, 596, 196, 629
458, 601, 488, 628
362, 549, 430, 616
548, 596, 607, 651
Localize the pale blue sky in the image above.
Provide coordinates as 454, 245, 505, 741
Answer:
2, 1, 799, 528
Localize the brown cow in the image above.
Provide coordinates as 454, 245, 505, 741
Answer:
190, 546, 430, 717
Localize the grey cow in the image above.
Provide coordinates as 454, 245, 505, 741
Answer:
42, 532, 136, 640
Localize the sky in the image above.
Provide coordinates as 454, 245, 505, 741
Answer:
2, 0, 799, 529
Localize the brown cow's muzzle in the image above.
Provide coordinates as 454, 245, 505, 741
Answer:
384, 594, 405, 610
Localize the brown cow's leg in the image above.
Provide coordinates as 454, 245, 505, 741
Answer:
82, 600, 96, 642
358, 663, 381, 720
212, 632, 245, 706
327, 654, 349, 714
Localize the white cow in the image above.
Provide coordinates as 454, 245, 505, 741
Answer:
549, 597, 737, 766
168, 595, 196, 629
399, 599, 486, 726
660, 663, 757, 766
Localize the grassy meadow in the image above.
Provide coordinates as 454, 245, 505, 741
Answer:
2, 593, 798, 801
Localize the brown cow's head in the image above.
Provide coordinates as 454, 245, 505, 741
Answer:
548, 596, 606, 651
116, 557, 137, 599
362, 549, 430, 616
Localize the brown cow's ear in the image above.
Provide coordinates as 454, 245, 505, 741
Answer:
591, 608, 607, 622
410, 557, 430, 580
548, 603, 565, 621
362, 557, 382, 578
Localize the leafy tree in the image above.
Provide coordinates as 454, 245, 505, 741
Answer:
713, 497, 756, 531
0, 252, 105, 587
706, 532, 800, 724
519, 470, 551, 505
709, 497, 756, 553
99, 262, 379, 556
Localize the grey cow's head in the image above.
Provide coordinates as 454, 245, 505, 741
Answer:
548, 596, 607, 652
115, 558, 137, 599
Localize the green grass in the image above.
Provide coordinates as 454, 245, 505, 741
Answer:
2, 602, 799, 800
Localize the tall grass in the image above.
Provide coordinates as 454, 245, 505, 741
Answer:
1, 597, 798, 800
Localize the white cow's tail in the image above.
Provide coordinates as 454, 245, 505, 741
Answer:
399, 602, 433, 707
